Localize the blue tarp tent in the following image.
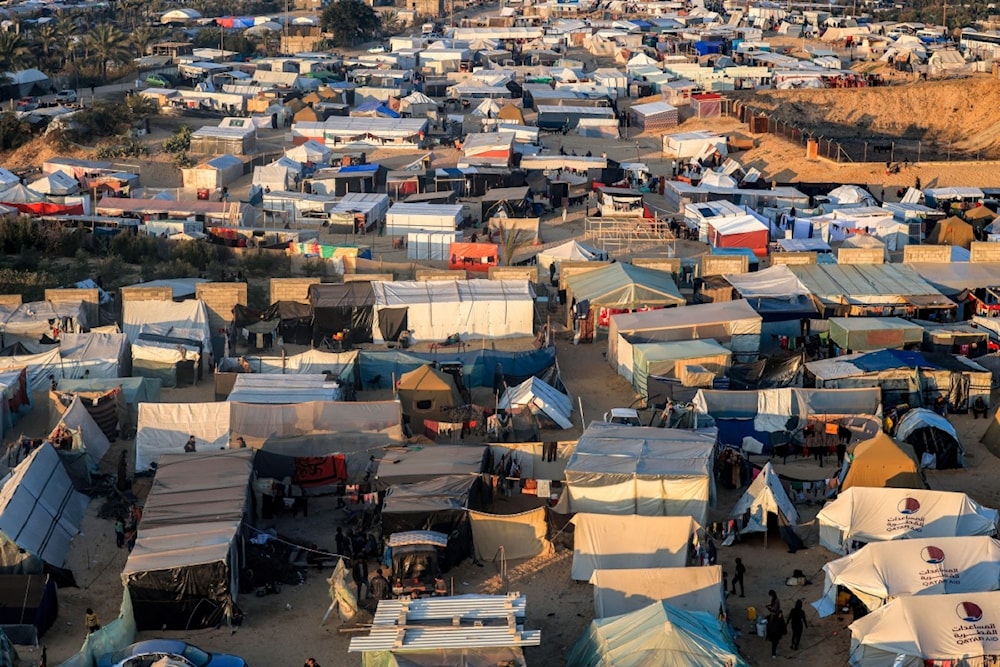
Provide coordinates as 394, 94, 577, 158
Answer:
359, 347, 557, 390
694, 41, 723, 55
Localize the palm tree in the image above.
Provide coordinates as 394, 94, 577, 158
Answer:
497, 222, 535, 267
56, 17, 78, 68
131, 26, 156, 57
0, 32, 30, 73
86, 24, 130, 80
32, 22, 60, 60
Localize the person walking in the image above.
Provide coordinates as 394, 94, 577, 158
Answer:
766, 610, 787, 658
351, 556, 369, 602
303, 659, 321, 667
730, 557, 746, 597
114, 516, 125, 549
788, 599, 808, 650
369, 568, 390, 601
765, 590, 781, 616
84, 608, 100, 633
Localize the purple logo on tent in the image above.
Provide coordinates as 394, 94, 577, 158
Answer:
897, 497, 921, 515
957, 602, 984, 623
921, 546, 946, 564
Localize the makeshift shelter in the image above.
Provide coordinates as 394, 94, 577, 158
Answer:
468, 507, 553, 562
55, 377, 160, 436
565, 263, 684, 330
707, 214, 770, 257
926, 216, 975, 249
226, 374, 341, 404
729, 461, 799, 538
380, 476, 481, 566
817, 487, 998, 555
49, 393, 112, 468
841, 432, 924, 491
567, 601, 750, 667
628, 101, 679, 131
590, 566, 724, 619
815, 536, 1000, 618
123, 450, 253, 631
827, 317, 923, 352
58, 332, 128, 379
375, 444, 484, 489
848, 592, 1000, 667
558, 424, 717, 526
371, 280, 535, 342
121, 300, 213, 375
134, 402, 231, 471
0, 574, 57, 644
498, 375, 572, 429
0, 444, 88, 573
308, 283, 375, 346
448, 242, 500, 273
788, 264, 953, 317
825, 184, 877, 206
396, 364, 463, 422
894, 407, 963, 469
284, 139, 332, 166
1, 300, 88, 349
536, 240, 608, 282
28, 171, 78, 196
724, 265, 818, 324
628, 339, 731, 396
570, 513, 698, 581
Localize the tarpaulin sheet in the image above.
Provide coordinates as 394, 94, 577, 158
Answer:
50, 394, 111, 466
359, 347, 556, 389
469, 507, 553, 561
570, 513, 696, 581
0, 348, 60, 393
591, 566, 723, 619
852, 349, 938, 373
56, 590, 137, 667
135, 402, 232, 470
729, 461, 798, 533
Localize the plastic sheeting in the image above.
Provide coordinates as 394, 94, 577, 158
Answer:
56, 590, 137, 667
227, 374, 342, 403
376, 445, 484, 488
729, 462, 798, 533
121, 300, 212, 367
817, 487, 998, 555
630, 339, 731, 397
358, 347, 556, 390
565, 263, 685, 311
591, 565, 724, 619
814, 536, 1000, 618
0, 347, 61, 393
50, 394, 111, 466
469, 507, 553, 561
135, 402, 231, 470
57, 332, 127, 379
570, 513, 697, 581
498, 376, 572, 429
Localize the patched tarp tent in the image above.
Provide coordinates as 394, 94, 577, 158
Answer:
629, 339, 732, 397
848, 591, 1000, 667
565, 263, 685, 329
895, 407, 963, 469
308, 282, 375, 346
729, 461, 798, 535
498, 375, 573, 429
827, 317, 924, 352
123, 449, 252, 631
468, 507, 553, 562
570, 513, 698, 581
122, 299, 213, 375
57, 332, 129, 379
817, 488, 998, 555
567, 600, 750, 667
815, 536, 1000, 618
0, 443, 88, 573
49, 393, 112, 468
559, 424, 717, 526
56, 377, 160, 435
590, 565, 724, 619
396, 364, 463, 422
842, 432, 924, 491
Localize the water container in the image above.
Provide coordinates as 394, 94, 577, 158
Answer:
756, 618, 767, 638
806, 138, 819, 160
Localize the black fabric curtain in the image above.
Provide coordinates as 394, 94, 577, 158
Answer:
378, 307, 408, 342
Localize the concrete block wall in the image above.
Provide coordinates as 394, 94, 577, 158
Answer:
699, 255, 749, 276
558, 261, 609, 290
488, 267, 536, 281
837, 247, 884, 265
0, 295, 22, 308
343, 273, 393, 282
44, 288, 100, 329
195, 282, 248, 333
903, 245, 951, 263
269, 278, 320, 305
971, 242, 1000, 263
770, 252, 818, 266
632, 258, 682, 274
415, 270, 466, 281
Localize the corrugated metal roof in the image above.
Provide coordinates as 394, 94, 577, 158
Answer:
348, 594, 541, 653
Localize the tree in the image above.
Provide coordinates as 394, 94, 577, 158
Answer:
496, 222, 534, 267
0, 32, 30, 73
0, 112, 29, 150
381, 9, 403, 35
131, 27, 157, 57
321, 0, 382, 47
85, 24, 131, 80
32, 22, 60, 60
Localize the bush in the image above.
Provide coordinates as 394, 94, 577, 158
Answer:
95, 138, 149, 160
94, 255, 127, 288
241, 251, 286, 278
140, 258, 199, 282
0, 268, 61, 302
0, 113, 32, 151
163, 126, 192, 155
301, 259, 328, 277
109, 232, 163, 264
170, 240, 220, 270
0, 217, 44, 254
246, 281, 268, 311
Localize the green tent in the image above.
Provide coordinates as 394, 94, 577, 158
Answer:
631, 339, 731, 397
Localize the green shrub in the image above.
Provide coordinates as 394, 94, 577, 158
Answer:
162, 126, 192, 154
301, 258, 328, 277
109, 232, 162, 264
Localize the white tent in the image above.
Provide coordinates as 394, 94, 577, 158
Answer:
135, 402, 232, 470
825, 184, 877, 206
0, 347, 61, 393
498, 376, 572, 429
570, 513, 697, 581
849, 591, 1000, 666
536, 240, 608, 281
227, 374, 342, 403
729, 461, 798, 534
58, 332, 128, 379
817, 487, 998, 555
0, 443, 89, 571
591, 565, 724, 619
285, 139, 332, 166
700, 170, 738, 188
815, 535, 1000, 618
121, 299, 213, 370
51, 394, 112, 467
28, 171, 79, 196
559, 424, 717, 526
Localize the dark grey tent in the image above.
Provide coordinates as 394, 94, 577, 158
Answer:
309, 283, 375, 346
895, 407, 964, 469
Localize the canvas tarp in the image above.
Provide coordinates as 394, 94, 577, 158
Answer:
0, 348, 61, 394
817, 487, 998, 555
376, 445, 484, 489
789, 264, 950, 308
396, 364, 462, 421
121, 300, 212, 367
895, 407, 963, 469
56, 377, 160, 431
57, 333, 128, 379
559, 424, 717, 525
536, 241, 609, 280
135, 402, 231, 470
590, 565, 724, 619
842, 432, 923, 491
630, 339, 731, 396
227, 374, 341, 403
50, 394, 111, 466
926, 216, 974, 249
848, 591, 1000, 666
567, 600, 749, 667
565, 263, 684, 311
729, 461, 798, 533
226, 349, 357, 377
0, 443, 88, 571
570, 513, 697, 581
498, 375, 572, 429
815, 535, 1000, 618
828, 317, 923, 352
468, 507, 553, 561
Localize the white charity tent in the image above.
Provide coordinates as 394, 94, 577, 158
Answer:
28, 171, 79, 196
536, 240, 608, 281
0, 168, 18, 188
825, 184, 877, 206
700, 170, 738, 188
815, 535, 1000, 618
371, 280, 535, 342
285, 139, 332, 165
558, 424, 717, 526
817, 487, 998, 555
498, 376, 572, 429
252, 159, 300, 191
51, 394, 112, 467
135, 402, 232, 471
58, 332, 128, 379
227, 374, 342, 403
590, 565, 725, 619
848, 591, 1000, 667
472, 98, 501, 117
570, 513, 697, 581
0, 443, 89, 572
729, 461, 798, 534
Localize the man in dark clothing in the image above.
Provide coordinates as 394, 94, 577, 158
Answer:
369, 568, 390, 601
730, 557, 746, 597
973, 396, 989, 419
184, 435, 196, 453
351, 556, 369, 601
788, 599, 808, 650
766, 610, 787, 658
335, 527, 350, 558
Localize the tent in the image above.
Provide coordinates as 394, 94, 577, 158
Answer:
570, 513, 697, 581
134, 402, 231, 471
0, 574, 57, 644
827, 317, 924, 353
536, 240, 608, 282
49, 394, 111, 468
396, 364, 463, 422
848, 591, 1000, 666
448, 242, 500, 273
707, 214, 770, 257
895, 407, 963, 469
825, 184, 876, 206
0, 443, 88, 573
28, 171, 78, 196
498, 375, 572, 429
729, 461, 798, 535
468, 507, 553, 562
58, 332, 129, 379
817, 487, 998, 555
558, 424, 717, 526
567, 601, 749, 667
380, 476, 481, 566
565, 263, 684, 329
308, 283, 375, 346
226, 374, 341, 404
815, 536, 1000, 618
926, 215, 975, 249
375, 444, 484, 489
842, 432, 924, 491
629, 339, 731, 397
121, 300, 212, 372
123, 450, 252, 631
590, 565, 724, 619
285, 139, 332, 166
724, 265, 818, 322
131, 333, 202, 388
55, 377, 160, 435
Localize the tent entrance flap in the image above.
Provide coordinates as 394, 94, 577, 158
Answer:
378, 307, 408, 342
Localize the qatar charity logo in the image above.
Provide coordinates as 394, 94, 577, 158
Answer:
957, 602, 985, 624
921, 546, 946, 564
897, 497, 921, 515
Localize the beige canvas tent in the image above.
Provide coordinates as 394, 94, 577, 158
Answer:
396, 364, 463, 421
925, 216, 974, 249
468, 507, 553, 561
570, 513, 697, 581
590, 565, 724, 619
842, 432, 924, 491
